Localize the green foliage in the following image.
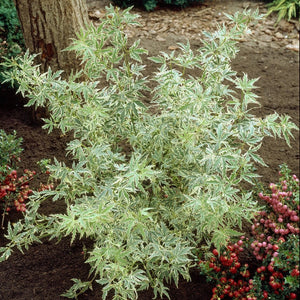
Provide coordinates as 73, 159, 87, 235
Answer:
0, 129, 22, 178
1, 6, 298, 299
266, 0, 300, 22
0, 0, 25, 84
112, 0, 202, 12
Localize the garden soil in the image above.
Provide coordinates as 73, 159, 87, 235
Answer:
0, 0, 299, 299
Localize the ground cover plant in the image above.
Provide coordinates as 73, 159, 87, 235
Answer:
0, 6, 298, 300
0, 129, 52, 228
0, 129, 24, 226
199, 165, 299, 299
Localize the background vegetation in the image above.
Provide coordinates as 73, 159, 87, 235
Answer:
0, 0, 25, 84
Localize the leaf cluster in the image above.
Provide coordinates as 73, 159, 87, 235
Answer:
0, 6, 298, 299
266, 0, 300, 22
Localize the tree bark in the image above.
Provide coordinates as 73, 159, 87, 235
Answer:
14, 0, 90, 74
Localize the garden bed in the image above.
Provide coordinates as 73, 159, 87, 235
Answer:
0, 0, 299, 299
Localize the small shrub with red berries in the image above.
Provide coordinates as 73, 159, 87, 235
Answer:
199, 165, 299, 300
0, 129, 52, 228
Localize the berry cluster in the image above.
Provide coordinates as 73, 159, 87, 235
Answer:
199, 166, 299, 300
200, 237, 262, 300
0, 167, 53, 228
1, 169, 33, 209
1, 168, 34, 227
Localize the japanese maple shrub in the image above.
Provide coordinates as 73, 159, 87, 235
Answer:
0, 6, 298, 299
199, 165, 299, 299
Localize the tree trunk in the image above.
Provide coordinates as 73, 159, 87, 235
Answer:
14, 0, 90, 74
13, 0, 90, 123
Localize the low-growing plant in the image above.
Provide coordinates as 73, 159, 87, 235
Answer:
0, 6, 298, 299
1, 168, 31, 223
199, 165, 300, 300
0, 129, 52, 228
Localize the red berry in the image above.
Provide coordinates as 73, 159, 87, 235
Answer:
235, 262, 241, 269
237, 240, 243, 246
291, 268, 300, 277
268, 265, 274, 272
220, 277, 227, 284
